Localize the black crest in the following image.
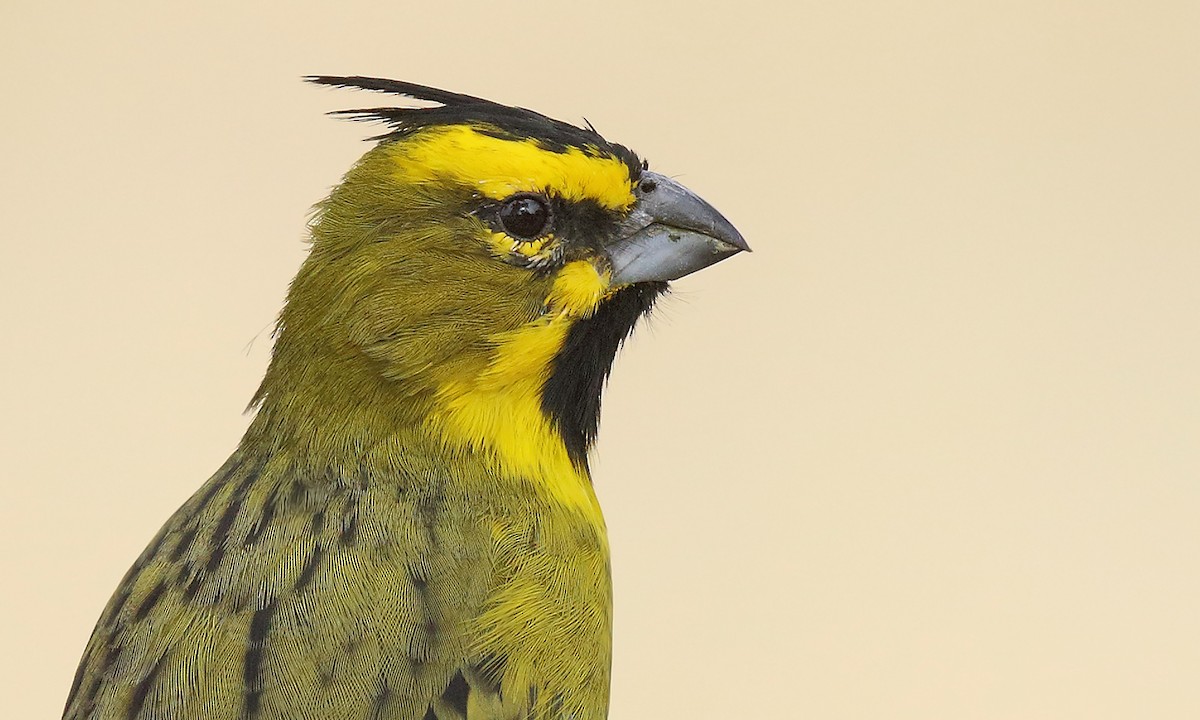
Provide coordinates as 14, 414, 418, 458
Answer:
306, 76, 641, 175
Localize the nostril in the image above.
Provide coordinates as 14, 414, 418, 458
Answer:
640, 179, 657, 193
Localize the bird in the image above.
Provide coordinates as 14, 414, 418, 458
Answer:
63, 75, 748, 720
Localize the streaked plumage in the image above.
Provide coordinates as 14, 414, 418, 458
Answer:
65, 77, 747, 720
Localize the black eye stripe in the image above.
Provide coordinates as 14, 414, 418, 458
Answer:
498, 193, 552, 240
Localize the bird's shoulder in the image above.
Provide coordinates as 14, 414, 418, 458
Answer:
65, 443, 498, 720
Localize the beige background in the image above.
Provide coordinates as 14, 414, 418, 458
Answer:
3, 1, 1198, 717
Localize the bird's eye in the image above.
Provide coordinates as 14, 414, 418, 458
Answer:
499, 194, 552, 240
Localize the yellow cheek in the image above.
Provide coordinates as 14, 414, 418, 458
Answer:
546, 260, 612, 318
482, 237, 611, 318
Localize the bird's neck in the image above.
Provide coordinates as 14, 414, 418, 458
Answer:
242, 283, 664, 487
243, 326, 432, 469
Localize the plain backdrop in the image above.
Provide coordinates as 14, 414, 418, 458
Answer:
3, 2, 1198, 717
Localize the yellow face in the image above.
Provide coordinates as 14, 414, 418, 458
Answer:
261, 79, 744, 511
360, 125, 647, 505
382, 123, 643, 318
282, 120, 657, 504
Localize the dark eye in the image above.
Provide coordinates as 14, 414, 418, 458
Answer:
499, 194, 552, 240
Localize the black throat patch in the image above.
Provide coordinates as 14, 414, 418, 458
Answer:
541, 282, 667, 467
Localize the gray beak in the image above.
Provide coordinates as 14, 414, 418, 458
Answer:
605, 171, 749, 286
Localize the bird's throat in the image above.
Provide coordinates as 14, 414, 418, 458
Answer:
425, 281, 662, 483
541, 282, 666, 465
246, 281, 664, 503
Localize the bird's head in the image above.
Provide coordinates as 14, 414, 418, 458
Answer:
253, 77, 747, 474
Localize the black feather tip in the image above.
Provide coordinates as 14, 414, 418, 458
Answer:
305, 75, 642, 173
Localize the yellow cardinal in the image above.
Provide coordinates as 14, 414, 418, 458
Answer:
64, 76, 748, 720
